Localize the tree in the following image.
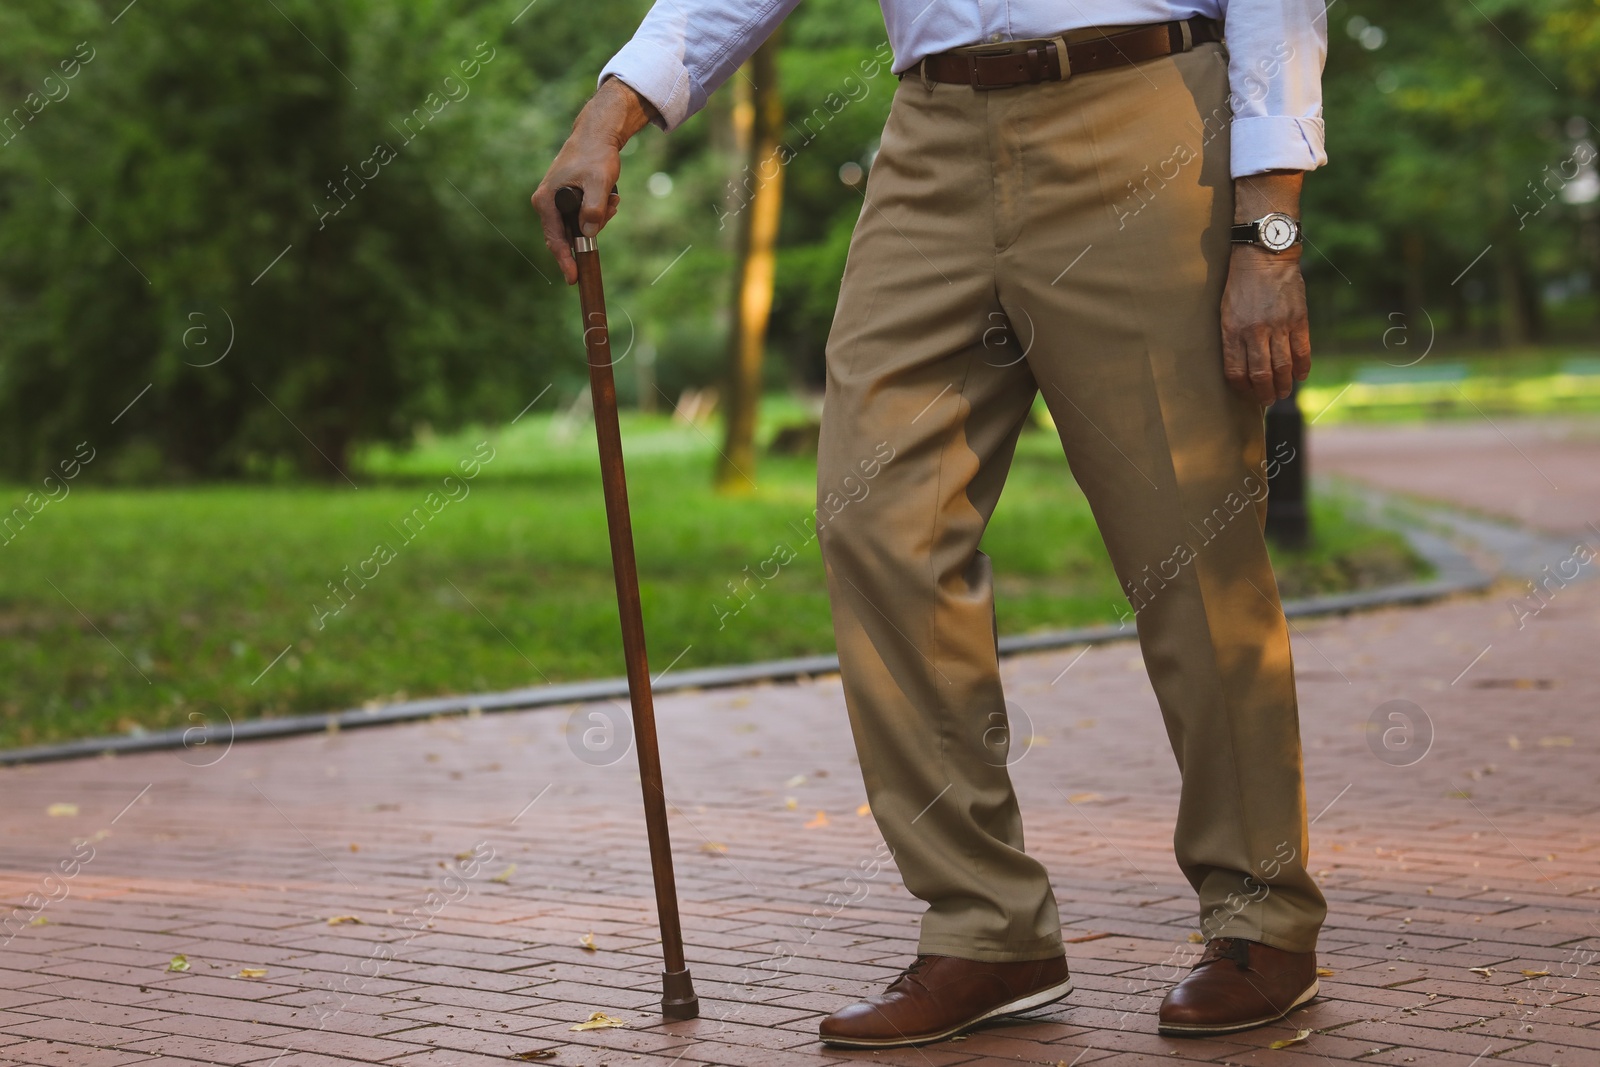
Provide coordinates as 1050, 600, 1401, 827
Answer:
715, 35, 784, 493
1303, 0, 1591, 348
0, 0, 597, 480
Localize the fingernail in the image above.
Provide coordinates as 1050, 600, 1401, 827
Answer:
581, 222, 598, 238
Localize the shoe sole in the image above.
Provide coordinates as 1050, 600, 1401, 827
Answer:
819, 976, 1075, 1049
1157, 977, 1319, 1037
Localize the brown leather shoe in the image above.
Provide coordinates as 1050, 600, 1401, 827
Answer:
1158, 937, 1318, 1036
818, 953, 1072, 1049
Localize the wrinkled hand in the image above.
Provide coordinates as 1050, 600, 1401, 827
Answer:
532, 140, 621, 286
1221, 246, 1311, 405
532, 78, 654, 284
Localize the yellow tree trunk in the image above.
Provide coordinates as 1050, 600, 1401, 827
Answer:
715, 35, 783, 493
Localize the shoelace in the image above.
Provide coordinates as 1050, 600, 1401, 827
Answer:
1202, 937, 1253, 971
888, 955, 937, 991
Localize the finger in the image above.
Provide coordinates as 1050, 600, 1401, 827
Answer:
1269, 329, 1294, 400
1290, 316, 1312, 382
579, 174, 611, 238
1245, 328, 1277, 406
605, 191, 621, 225
1221, 321, 1251, 398
533, 189, 577, 285
532, 188, 578, 285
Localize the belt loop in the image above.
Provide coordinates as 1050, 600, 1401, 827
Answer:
1178, 17, 1194, 52
1051, 35, 1070, 80
919, 57, 934, 92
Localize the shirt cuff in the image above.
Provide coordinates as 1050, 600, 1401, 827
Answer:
598, 38, 698, 132
1230, 116, 1327, 177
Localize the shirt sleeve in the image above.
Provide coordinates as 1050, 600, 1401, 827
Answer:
1219, 0, 1329, 176
598, 0, 804, 132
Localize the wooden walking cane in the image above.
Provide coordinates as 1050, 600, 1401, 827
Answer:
554, 185, 700, 1021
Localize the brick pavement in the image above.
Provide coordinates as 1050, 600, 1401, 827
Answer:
1313, 419, 1600, 535
2, 418, 1598, 1067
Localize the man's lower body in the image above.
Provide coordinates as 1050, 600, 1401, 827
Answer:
814, 30, 1327, 1044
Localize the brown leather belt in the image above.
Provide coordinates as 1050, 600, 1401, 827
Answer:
914, 16, 1222, 90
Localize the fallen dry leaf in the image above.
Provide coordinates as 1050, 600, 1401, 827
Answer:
513, 1051, 559, 1062
699, 842, 728, 855
1521, 969, 1551, 978
1269, 1028, 1312, 1049
579, 933, 597, 953
326, 915, 362, 926
348, 843, 360, 852
46, 803, 78, 817
783, 796, 798, 810
454, 849, 475, 860
804, 810, 830, 829
856, 803, 870, 817
237, 968, 268, 979
1067, 792, 1103, 804
1469, 967, 1494, 977
1538, 736, 1574, 747
166, 954, 190, 972
28, 916, 49, 927
1316, 967, 1335, 977
785, 774, 807, 788
1507, 736, 1521, 750
569, 1011, 628, 1031
1187, 932, 1205, 943
491, 864, 516, 884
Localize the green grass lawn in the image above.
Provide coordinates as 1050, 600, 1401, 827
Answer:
0, 412, 1424, 749
1302, 346, 1600, 423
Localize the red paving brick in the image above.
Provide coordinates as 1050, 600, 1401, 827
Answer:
1314, 418, 1600, 533
2, 419, 1598, 1065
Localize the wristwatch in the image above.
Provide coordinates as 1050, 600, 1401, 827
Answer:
1231, 212, 1302, 253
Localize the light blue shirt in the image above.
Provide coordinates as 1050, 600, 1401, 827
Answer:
599, 0, 1327, 177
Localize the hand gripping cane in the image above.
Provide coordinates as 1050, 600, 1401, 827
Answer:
554, 185, 699, 1021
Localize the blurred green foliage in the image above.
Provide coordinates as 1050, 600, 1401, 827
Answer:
1305, 0, 1600, 350
0, 0, 1597, 481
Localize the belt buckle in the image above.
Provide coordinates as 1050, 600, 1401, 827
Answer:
966, 47, 1014, 90
966, 39, 1068, 90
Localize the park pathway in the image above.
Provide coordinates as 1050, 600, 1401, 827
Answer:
1, 417, 1597, 1067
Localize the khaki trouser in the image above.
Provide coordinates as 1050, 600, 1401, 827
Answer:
816, 39, 1327, 961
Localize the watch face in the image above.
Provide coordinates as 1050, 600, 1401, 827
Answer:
1260, 214, 1297, 251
